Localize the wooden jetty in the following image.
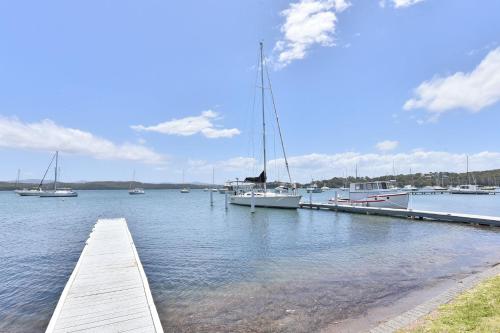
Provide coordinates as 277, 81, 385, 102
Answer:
46, 218, 163, 333
299, 202, 500, 227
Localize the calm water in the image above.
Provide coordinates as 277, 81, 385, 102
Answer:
1, 190, 499, 332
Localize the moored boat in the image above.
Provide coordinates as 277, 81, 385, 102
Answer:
329, 181, 409, 209
38, 152, 78, 198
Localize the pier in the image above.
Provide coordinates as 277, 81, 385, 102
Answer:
299, 202, 500, 227
46, 218, 163, 333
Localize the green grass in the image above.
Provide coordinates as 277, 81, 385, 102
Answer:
402, 275, 500, 333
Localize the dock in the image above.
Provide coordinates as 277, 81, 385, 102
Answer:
299, 202, 500, 227
46, 218, 163, 333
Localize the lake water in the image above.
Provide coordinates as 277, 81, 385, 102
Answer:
1, 190, 499, 332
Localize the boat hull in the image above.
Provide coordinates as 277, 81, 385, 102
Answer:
39, 191, 78, 197
16, 190, 44, 196
333, 192, 409, 209
230, 194, 302, 209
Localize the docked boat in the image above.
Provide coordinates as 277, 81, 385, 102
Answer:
402, 185, 418, 192
306, 183, 322, 193
38, 152, 78, 198
321, 186, 330, 192
230, 42, 301, 209
329, 181, 409, 209
449, 184, 490, 195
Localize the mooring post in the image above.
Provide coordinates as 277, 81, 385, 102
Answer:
210, 189, 213, 206
251, 190, 255, 213
224, 192, 228, 210
334, 191, 338, 206
309, 190, 312, 205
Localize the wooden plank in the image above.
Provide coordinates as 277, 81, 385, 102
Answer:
299, 202, 500, 227
46, 218, 163, 333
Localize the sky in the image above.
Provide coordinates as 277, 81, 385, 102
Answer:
1, 0, 500, 184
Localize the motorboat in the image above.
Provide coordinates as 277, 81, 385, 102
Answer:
450, 184, 490, 195
306, 183, 322, 193
329, 181, 409, 209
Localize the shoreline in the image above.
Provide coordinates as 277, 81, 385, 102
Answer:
326, 262, 500, 333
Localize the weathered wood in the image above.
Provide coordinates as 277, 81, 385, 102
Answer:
46, 218, 163, 333
299, 202, 500, 227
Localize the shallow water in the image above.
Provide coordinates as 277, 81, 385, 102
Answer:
0, 190, 499, 332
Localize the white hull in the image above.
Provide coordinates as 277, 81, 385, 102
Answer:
336, 191, 409, 209
230, 193, 301, 209
16, 190, 44, 196
39, 190, 78, 197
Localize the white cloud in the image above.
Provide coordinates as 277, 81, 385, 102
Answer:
376, 140, 399, 152
185, 150, 500, 183
404, 47, 500, 118
0, 117, 165, 164
380, 0, 424, 8
273, 0, 350, 68
268, 151, 500, 182
131, 110, 240, 139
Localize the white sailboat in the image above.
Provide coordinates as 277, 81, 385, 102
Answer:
180, 170, 190, 193
450, 156, 489, 194
230, 42, 301, 209
128, 170, 145, 195
39, 151, 78, 197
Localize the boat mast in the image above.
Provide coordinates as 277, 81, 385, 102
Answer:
16, 169, 20, 189
466, 155, 469, 184
54, 151, 59, 191
260, 42, 267, 192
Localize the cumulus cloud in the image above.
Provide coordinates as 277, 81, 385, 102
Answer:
268, 151, 500, 182
273, 0, 350, 68
404, 47, 500, 118
0, 117, 165, 164
376, 140, 399, 152
380, 0, 424, 8
131, 110, 240, 139
186, 151, 500, 183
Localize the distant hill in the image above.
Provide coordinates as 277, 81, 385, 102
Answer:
299, 169, 500, 188
0, 181, 214, 191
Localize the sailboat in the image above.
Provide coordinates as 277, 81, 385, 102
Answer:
128, 170, 145, 195
230, 42, 301, 209
180, 170, 190, 193
14, 169, 44, 196
39, 151, 78, 197
450, 156, 489, 195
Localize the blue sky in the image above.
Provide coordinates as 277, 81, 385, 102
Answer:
1, 0, 499, 183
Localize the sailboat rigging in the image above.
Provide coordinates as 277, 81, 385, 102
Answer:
230, 42, 301, 209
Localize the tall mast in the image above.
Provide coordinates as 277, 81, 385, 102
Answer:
260, 42, 267, 192
54, 151, 59, 191
16, 169, 20, 189
466, 155, 469, 184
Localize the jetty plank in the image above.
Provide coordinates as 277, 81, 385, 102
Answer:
299, 202, 500, 227
46, 218, 163, 333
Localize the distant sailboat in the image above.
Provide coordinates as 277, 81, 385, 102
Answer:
180, 170, 190, 193
129, 170, 145, 195
230, 42, 301, 209
16, 153, 57, 196
39, 151, 78, 197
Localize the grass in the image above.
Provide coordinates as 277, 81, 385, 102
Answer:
402, 275, 500, 333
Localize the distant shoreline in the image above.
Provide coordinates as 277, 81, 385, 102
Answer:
0, 181, 213, 191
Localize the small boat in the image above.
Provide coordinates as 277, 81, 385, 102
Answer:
321, 186, 330, 192
39, 152, 78, 198
402, 185, 418, 192
129, 188, 145, 195
230, 42, 301, 209
211, 188, 219, 192
450, 184, 490, 195
329, 181, 409, 209
180, 170, 190, 193
128, 170, 145, 195
306, 183, 322, 193
203, 188, 209, 192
